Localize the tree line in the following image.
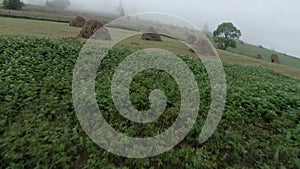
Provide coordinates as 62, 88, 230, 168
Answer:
1, 0, 71, 10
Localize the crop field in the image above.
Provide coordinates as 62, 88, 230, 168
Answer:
0, 38, 299, 168
1, 10, 300, 168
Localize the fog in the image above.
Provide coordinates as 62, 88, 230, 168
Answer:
25, 0, 300, 58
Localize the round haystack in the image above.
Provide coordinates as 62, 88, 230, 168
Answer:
256, 54, 263, 60
70, 16, 86, 27
93, 27, 112, 40
141, 27, 162, 41
191, 38, 215, 56
271, 54, 280, 64
79, 20, 105, 39
186, 34, 197, 44
216, 43, 225, 50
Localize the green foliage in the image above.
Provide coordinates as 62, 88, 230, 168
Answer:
0, 38, 299, 168
2, 0, 24, 10
45, 0, 70, 9
213, 22, 242, 50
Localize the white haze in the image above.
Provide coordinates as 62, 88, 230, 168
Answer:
24, 0, 300, 58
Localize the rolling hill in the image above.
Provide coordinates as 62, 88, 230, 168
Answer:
229, 43, 300, 69
0, 6, 299, 168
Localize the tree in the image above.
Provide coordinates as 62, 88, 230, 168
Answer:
203, 22, 213, 39
3, 0, 24, 10
213, 22, 241, 50
45, 0, 70, 9
203, 23, 210, 34
117, 0, 125, 17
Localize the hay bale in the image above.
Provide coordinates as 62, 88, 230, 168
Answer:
141, 27, 162, 41
79, 20, 104, 39
190, 38, 215, 56
216, 43, 225, 50
70, 16, 86, 27
93, 27, 112, 40
256, 54, 263, 60
271, 54, 280, 64
186, 35, 197, 44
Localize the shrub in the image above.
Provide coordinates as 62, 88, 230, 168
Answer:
2, 0, 24, 10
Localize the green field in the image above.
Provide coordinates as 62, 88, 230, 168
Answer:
1, 13, 300, 168
1, 38, 299, 168
0, 4, 113, 23
0, 17, 81, 39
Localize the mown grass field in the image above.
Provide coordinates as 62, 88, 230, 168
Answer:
1, 16, 299, 79
229, 43, 300, 69
0, 4, 113, 23
0, 17, 81, 39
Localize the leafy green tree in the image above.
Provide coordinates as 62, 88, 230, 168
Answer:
2, 0, 24, 10
45, 0, 70, 9
213, 22, 241, 50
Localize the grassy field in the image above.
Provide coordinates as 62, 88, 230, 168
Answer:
229, 43, 300, 69
218, 49, 300, 79
0, 17, 81, 39
1, 16, 299, 79
113, 34, 300, 79
1, 4, 300, 70
0, 4, 113, 23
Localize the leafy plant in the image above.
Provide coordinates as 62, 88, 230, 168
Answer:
0, 38, 299, 168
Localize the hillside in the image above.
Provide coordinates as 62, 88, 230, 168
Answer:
1, 16, 299, 79
0, 4, 113, 23
0, 38, 299, 168
0, 7, 299, 168
229, 43, 300, 69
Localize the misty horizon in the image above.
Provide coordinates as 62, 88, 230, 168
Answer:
23, 0, 300, 58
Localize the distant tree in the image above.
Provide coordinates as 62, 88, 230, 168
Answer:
25, 0, 44, 6
3, 0, 24, 10
45, 0, 70, 9
213, 22, 241, 50
117, 0, 125, 17
203, 22, 213, 39
203, 23, 210, 34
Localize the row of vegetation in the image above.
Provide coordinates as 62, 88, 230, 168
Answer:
1, 37, 299, 168
1, 0, 24, 10
0, 0, 70, 10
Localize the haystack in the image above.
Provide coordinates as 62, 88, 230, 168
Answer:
190, 38, 215, 56
141, 27, 162, 41
93, 27, 112, 40
216, 43, 225, 50
271, 54, 280, 64
79, 20, 108, 39
70, 16, 86, 27
186, 35, 197, 44
256, 54, 263, 60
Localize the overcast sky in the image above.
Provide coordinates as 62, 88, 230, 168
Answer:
27, 0, 300, 58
